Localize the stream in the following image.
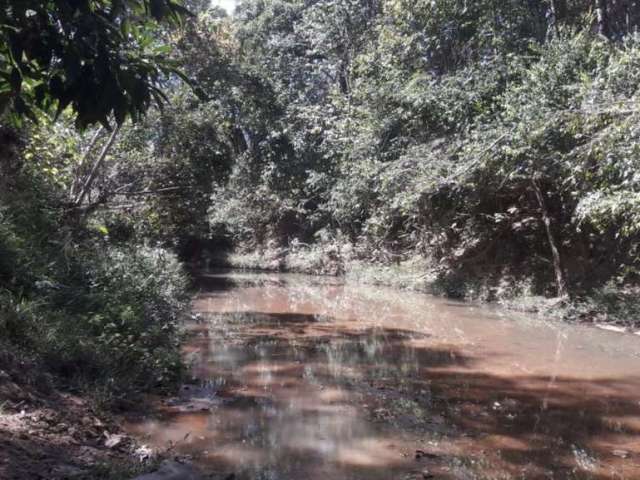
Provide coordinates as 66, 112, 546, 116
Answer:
125, 272, 640, 479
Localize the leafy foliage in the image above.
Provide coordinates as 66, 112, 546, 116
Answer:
177, 0, 640, 303
0, 0, 190, 128
0, 124, 189, 403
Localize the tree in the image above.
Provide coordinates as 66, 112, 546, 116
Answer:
595, 0, 610, 37
548, 0, 568, 36
0, 0, 190, 128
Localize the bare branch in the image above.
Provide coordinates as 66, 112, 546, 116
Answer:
74, 124, 121, 207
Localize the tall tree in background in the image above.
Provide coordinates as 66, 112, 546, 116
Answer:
595, 0, 610, 37
549, 0, 568, 34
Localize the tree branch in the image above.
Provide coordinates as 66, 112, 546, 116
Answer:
74, 124, 121, 207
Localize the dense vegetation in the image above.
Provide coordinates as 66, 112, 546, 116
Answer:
1, 0, 640, 408
0, 0, 192, 405
202, 0, 640, 322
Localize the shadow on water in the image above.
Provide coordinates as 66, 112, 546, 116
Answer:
193, 272, 243, 292
125, 277, 640, 480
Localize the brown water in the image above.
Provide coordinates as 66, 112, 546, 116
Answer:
125, 272, 640, 479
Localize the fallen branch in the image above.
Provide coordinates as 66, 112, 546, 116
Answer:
111, 186, 184, 196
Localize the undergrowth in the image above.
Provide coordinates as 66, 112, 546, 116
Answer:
0, 141, 189, 407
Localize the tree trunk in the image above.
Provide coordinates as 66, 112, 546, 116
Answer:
70, 127, 104, 201
551, 0, 568, 21
546, 0, 568, 39
532, 176, 569, 299
240, 126, 253, 154
74, 125, 120, 207
595, 0, 610, 37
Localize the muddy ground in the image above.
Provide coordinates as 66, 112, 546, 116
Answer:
0, 352, 154, 480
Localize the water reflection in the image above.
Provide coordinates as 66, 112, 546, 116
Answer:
125, 273, 640, 479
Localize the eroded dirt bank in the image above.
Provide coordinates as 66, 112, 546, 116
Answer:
0, 353, 155, 480
125, 272, 640, 479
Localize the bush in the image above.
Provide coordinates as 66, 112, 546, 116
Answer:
0, 243, 189, 405
47, 246, 188, 399
0, 126, 191, 405
0, 167, 189, 404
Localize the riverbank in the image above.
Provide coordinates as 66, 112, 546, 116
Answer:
216, 247, 640, 332
0, 348, 159, 480
0, 344, 227, 480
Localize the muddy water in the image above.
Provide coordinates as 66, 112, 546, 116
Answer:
125, 272, 640, 479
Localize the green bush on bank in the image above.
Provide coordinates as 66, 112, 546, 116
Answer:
41, 246, 188, 399
0, 240, 188, 405
0, 139, 189, 406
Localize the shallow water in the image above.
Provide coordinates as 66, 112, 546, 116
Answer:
125, 272, 640, 479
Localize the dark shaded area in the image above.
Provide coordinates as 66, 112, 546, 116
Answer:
0, 429, 118, 480
179, 236, 233, 266
192, 271, 240, 291
424, 371, 640, 478
0, 350, 141, 480
191, 273, 292, 292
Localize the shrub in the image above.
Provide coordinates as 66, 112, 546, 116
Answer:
36, 246, 189, 402
0, 214, 189, 405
